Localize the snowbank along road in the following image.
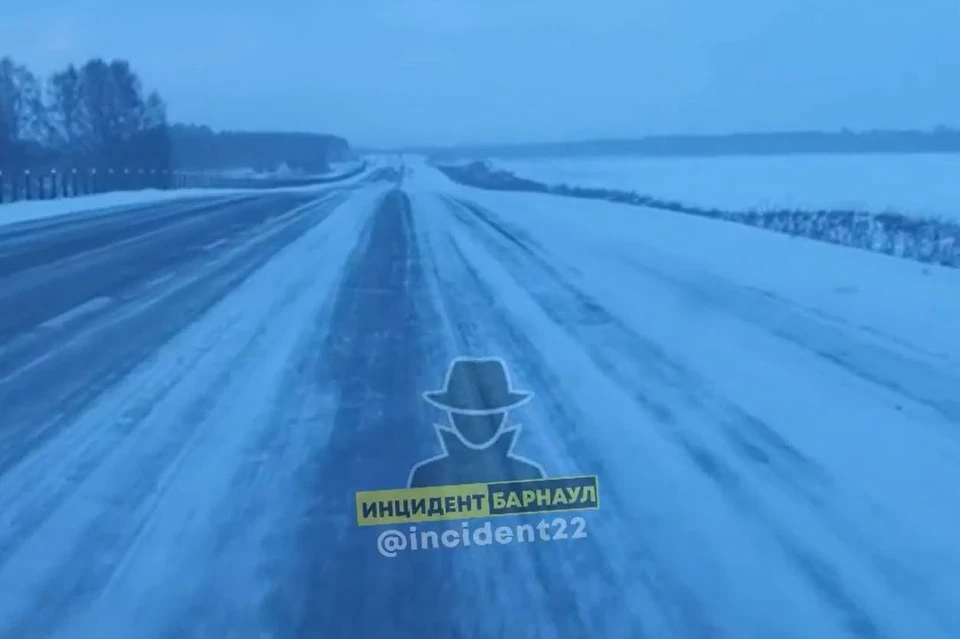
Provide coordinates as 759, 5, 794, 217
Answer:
0, 158, 958, 639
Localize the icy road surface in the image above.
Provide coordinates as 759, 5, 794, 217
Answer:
0, 161, 958, 639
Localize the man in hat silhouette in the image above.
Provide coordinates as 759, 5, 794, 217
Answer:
407, 357, 546, 488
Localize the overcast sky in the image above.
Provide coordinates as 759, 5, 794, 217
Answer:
2, 0, 958, 147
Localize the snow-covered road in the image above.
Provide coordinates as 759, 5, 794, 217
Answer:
0, 161, 957, 638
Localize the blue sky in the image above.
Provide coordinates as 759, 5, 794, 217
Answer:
2, 0, 958, 147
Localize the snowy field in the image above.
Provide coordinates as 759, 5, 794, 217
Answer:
418, 161, 960, 366
490, 153, 960, 221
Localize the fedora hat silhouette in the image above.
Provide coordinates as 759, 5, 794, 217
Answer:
424, 357, 533, 415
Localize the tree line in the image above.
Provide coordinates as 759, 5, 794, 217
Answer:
1, 57, 355, 202
169, 124, 351, 175
0, 57, 172, 176
422, 128, 960, 161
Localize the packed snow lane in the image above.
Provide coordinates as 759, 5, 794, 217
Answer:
403, 162, 960, 639
0, 184, 391, 637
0, 193, 309, 339
0, 162, 958, 639
267, 188, 461, 638
0, 194, 250, 276
0, 191, 357, 477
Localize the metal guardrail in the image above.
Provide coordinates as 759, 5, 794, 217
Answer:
0, 162, 369, 205
0, 168, 172, 204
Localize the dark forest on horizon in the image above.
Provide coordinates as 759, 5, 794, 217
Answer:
401, 128, 960, 160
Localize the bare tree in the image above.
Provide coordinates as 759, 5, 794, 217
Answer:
0, 57, 45, 167
46, 64, 89, 162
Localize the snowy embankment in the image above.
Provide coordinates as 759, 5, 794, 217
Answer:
0, 158, 381, 229
438, 155, 960, 268
415, 160, 960, 364
0, 189, 247, 229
